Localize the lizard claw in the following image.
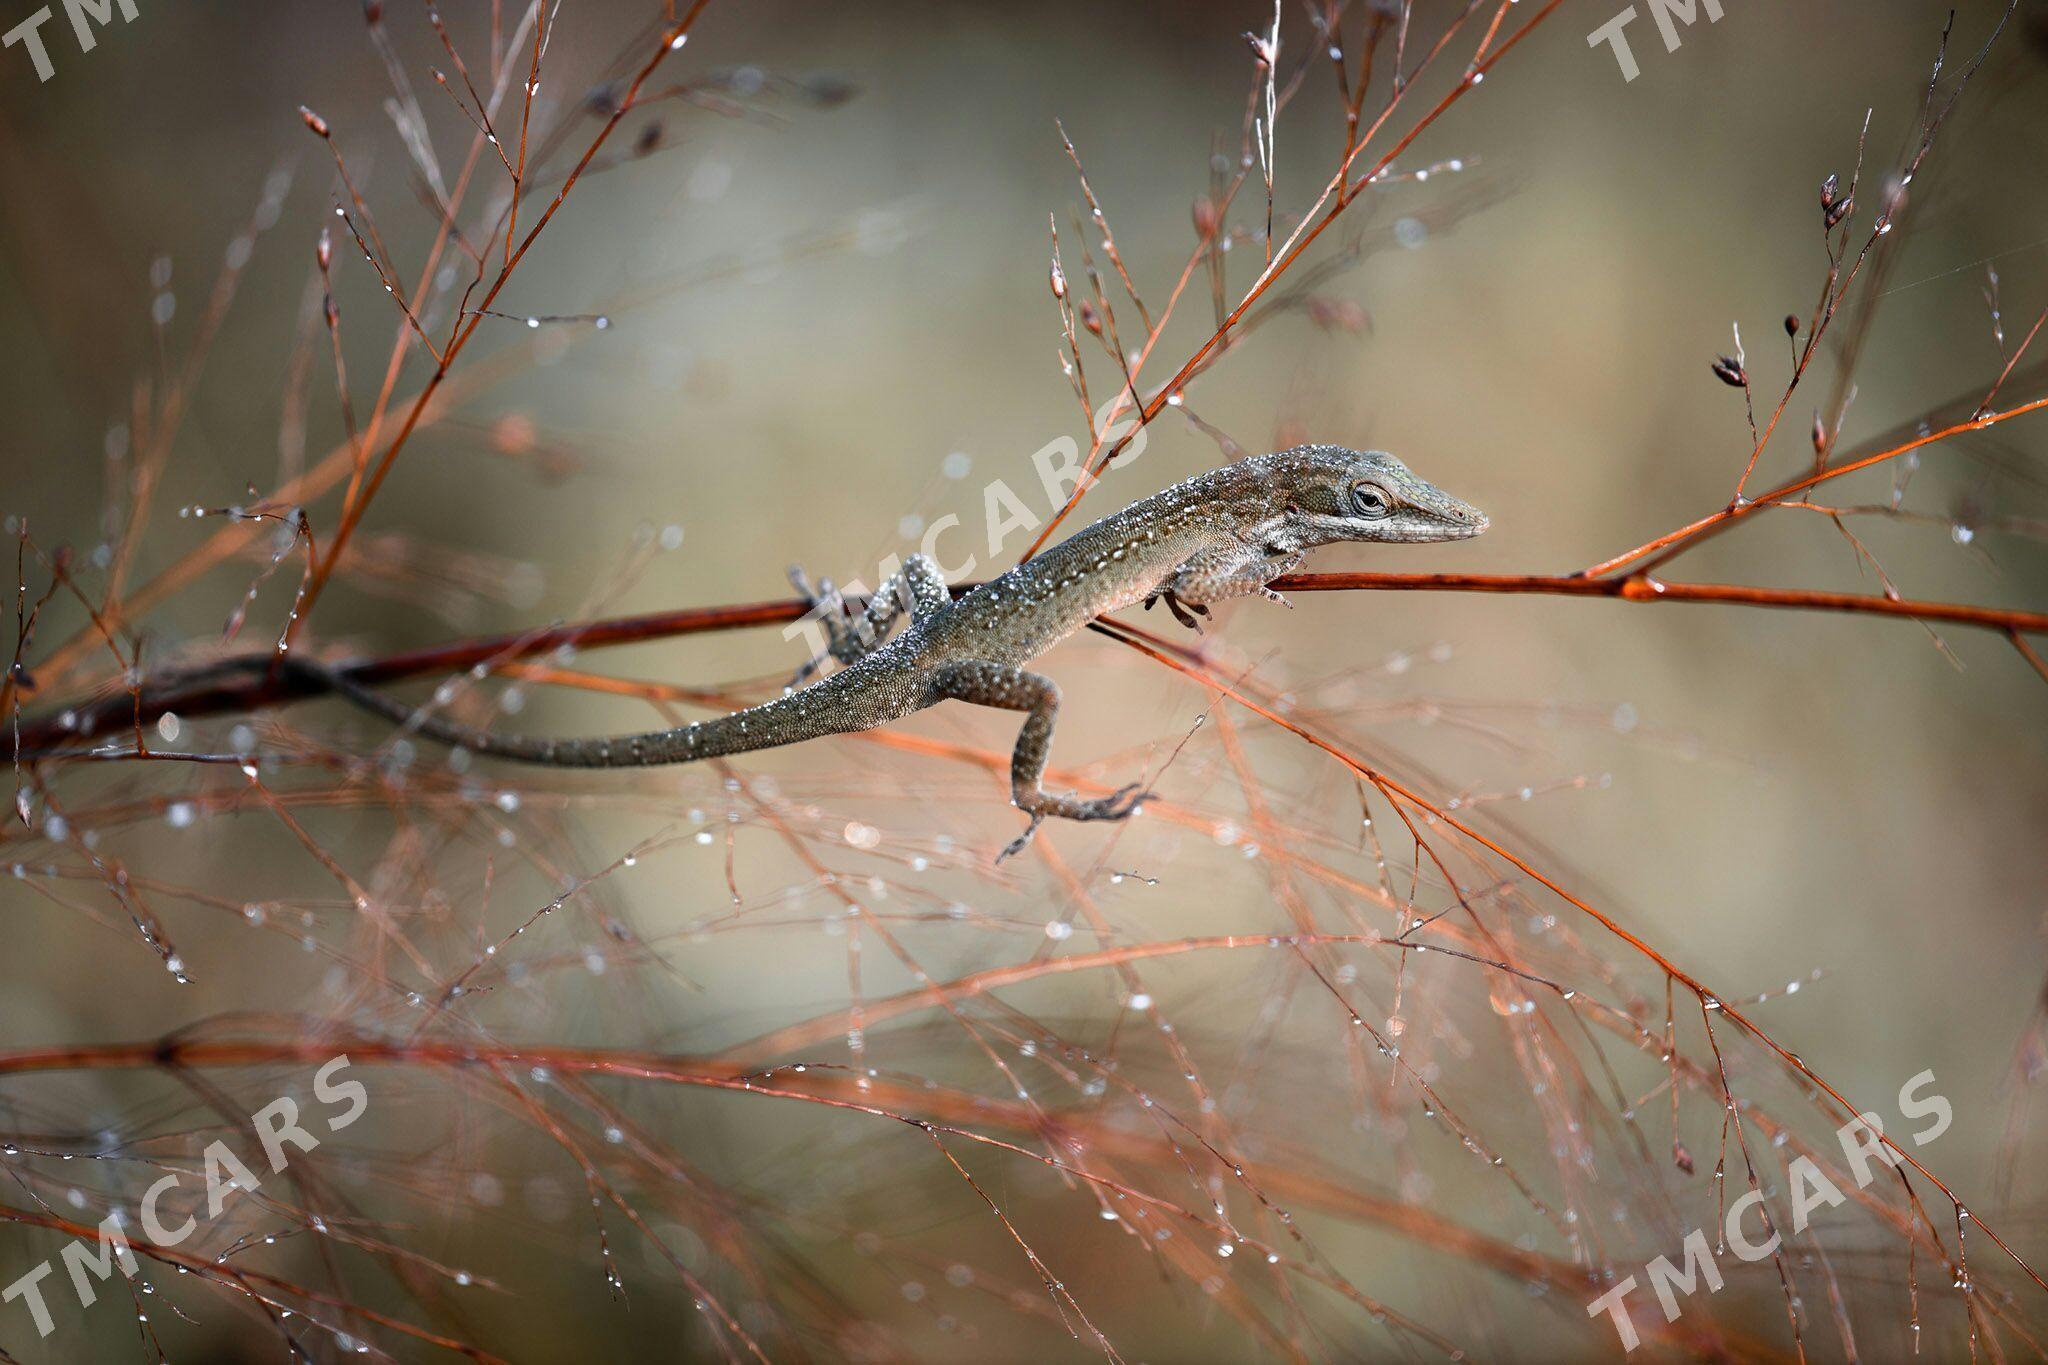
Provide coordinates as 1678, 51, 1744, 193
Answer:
1091, 782, 1151, 820
1145, 590, 1209, 634
995, 812, 1047, 864
791, 565, 871, 671
996, 783, 1150, 861
787, 565, 836, 684
1064, 782, 1150, 822
1260, 587, 1292, 608
790, 565, 847, 619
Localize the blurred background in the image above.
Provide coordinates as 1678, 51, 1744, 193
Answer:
1, 1, 2045, 1360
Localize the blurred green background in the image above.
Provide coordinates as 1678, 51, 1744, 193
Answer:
1, 1, 2045, 1360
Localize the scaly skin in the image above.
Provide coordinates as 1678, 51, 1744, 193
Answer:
319, 445, 1487, 856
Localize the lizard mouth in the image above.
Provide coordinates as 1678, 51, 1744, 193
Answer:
1428, 504, 1489, 538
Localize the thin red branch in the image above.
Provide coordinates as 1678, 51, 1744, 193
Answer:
22, 564, 2043, 752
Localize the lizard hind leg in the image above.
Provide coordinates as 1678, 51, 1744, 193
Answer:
787, 554, 950, 687
930, 660, 1149, 862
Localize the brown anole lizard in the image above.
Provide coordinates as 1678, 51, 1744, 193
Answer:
314, 445, 1487, 857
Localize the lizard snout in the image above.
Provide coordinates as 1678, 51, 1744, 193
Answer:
1430, 495, 1489, 539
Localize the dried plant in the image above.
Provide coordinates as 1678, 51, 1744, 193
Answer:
2, 2, 2044, 1361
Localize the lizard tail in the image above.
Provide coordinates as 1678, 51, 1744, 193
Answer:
297, 657, 921, 768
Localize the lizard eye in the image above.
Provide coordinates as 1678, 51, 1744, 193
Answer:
1350, 484, 1393, 518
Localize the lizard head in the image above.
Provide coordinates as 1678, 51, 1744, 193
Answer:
1273, 445, 1489, 546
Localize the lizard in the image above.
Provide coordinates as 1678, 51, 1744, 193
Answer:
310, 444, 1487, 858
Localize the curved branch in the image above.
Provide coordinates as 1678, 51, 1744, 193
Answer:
1583, 392, 2048, 578
1275, 571, 2048, 633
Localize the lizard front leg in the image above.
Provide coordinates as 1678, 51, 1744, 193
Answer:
1143, 589, 1210, 632
1145, 541, 1304, 631
932, 660, 1149, 861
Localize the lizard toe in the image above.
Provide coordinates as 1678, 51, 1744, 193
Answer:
995, 813, 1047, 864
1081, 782, 1150, 821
